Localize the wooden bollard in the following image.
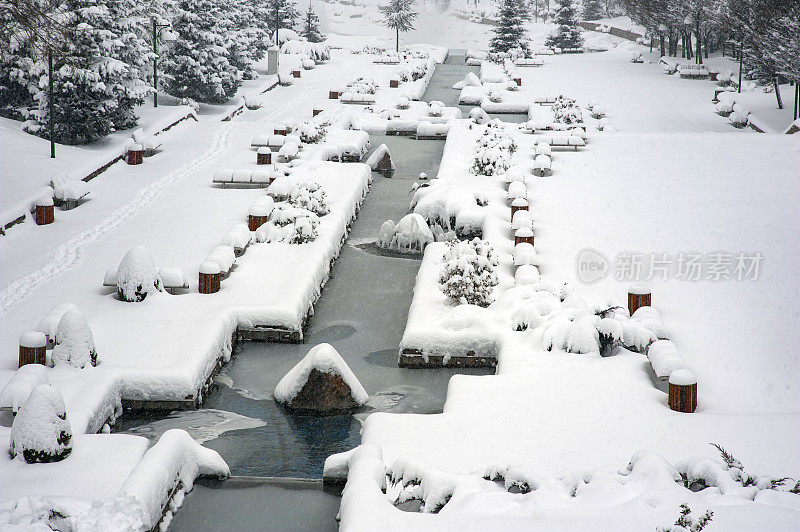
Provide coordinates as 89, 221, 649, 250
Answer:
292, 70, 301, 78
329, 90, 339, 99
257, 147, 272, 165
511, 198, 529, 220
513, 77, 522, 86
199, 261, 221, 294
389, 79, 399, 88
668, 369, 697, 413
19, 331, 47, 368
35, 196, 55, 226
127, 143, 143, 165
628, 284, 651, 315
514, 227, 534, 247
312, 109, 323, 117
248, 205, 269, 231
274, 128, 287, 136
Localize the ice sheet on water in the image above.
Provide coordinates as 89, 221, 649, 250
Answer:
124, 409, 266, 444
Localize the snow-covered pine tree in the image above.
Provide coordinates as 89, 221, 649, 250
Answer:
545, 0, 584, 51
267, 0, 301, 39
439, 238, 499, 307
489, 0, 531, 55
162, 0, 241, 104
382, 0, 419, 53
301, 1, 325, 43
581, 0, 603, 21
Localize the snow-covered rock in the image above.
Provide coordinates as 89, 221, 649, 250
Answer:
10, 384, 73, 463
274, 343, 368, 413
452, 72, 481, 90
366, 144, 394, 175
380, 213, 434, 254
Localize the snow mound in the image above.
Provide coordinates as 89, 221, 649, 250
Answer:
116, 246, 163, 302
274, 343, 368, 405
0, 363, 49, 413
52, 309, 97, 369
452, 72, 481, 90
378, 213, 434, 254
366, 144, 394, 172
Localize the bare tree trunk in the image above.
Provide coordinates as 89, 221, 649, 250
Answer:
774, 76, 783, 109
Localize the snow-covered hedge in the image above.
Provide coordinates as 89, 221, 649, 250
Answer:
293, 120, 328, 143
552, 95, 584, 125
398, 59, 428, 82
288, 182, 329, 216
10, 384, 73, 463
347, 76, 378, 95
439, 238, 498, 307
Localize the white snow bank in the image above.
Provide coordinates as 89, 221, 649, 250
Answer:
274, 343, 368, 405
0, 363, 49, 413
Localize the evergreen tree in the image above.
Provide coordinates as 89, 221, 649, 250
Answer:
301, 1, 324, 43
581, 0, 603, 21
490, 0, 531, 54
162, 0, 241, 104
545, 0, 584, 50
382, 0, 418, 53
267, 0, 301, 40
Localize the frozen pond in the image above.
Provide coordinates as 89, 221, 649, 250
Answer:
117, 55, 494, 481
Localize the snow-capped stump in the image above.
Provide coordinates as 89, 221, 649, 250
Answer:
514, 226, 534, 246
126, 143, 143, 165
511, 197, 529, 219
312, 108, 323, 117
329, 90, 339, 99
628, 284, 651, 315
513, 77, 522, 86
274, 343, 368, 415
52, 309, 97, 369
366, 144, 394, 177
18, 331, 47, 368
10, 384, 72, 463
273, 127, 287, 136
389, 78, 400, 88
116, 246, 163, 302
248, 204, 270, 231
37, 303, 77, 347
34, 195, 54, 226
198, 261, 221, 294
0, 363, 49, 414
256, 147, 272, 165
292, 69, 301, 78
647, 340, 686, 380
668, 369, 697, 413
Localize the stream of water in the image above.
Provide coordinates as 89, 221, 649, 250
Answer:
114, 53, 498, 531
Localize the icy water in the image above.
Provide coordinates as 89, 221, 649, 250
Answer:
119, 53, 495, 530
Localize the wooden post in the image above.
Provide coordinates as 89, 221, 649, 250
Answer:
668, 369, 697, 413
514, 227, 534, 246
628, 285, 651, 315
35, 197, 55, 226
329, 90, 339, 99
292, 70, 301, 78
19, 331, 47, 367
127, 143, 143, 165
198, 262, 221, 294
312, 108, 323, 116
513, 77, 522, 86
389, 79, 399, 88
248, 205, 269, 231
511, 198, 529, 219
256, 147, 272, 165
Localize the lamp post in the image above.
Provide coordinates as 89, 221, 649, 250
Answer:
151, 19, 174, 107
48, 47, 55, 158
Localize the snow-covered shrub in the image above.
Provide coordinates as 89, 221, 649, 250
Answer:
270, 203, 320, 227
10, 384, 72, 463
379, 213, 434, 253
396, 96, 410, 109
293, 121, 328, 143
656, 504, 714, 532
472, 147, 511, 176
428, 101, 444, 117
288, 217, 318, 243
52, 309, 98, 368
398, 59, 428, 82
347, 77, 378, 95
116, 246, 163, 302
288, 182, 329, 216
243, 95, 263, 110
552, 95, 583, 124
439, 238, 499, 307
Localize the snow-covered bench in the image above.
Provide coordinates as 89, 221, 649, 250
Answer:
132, 128, 163, 156
513, 242, 538, 266
532, 154, 552, 177
534, 96, 556, 105
203, 245, 236, 278
278, 141, 300, 162
514, 57, 543, 67
221, 223, 253, 256
540, 135, 585, 151
340, 92, 376, 104
0, 363, 49, 414
103, 266, 189, 293
51, 174, 90, 210
36, 303, 77, 347
416, 121, 450, 140
646, 340, 687, 380
678, 64, 710, 79
212, 168, 274, 188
